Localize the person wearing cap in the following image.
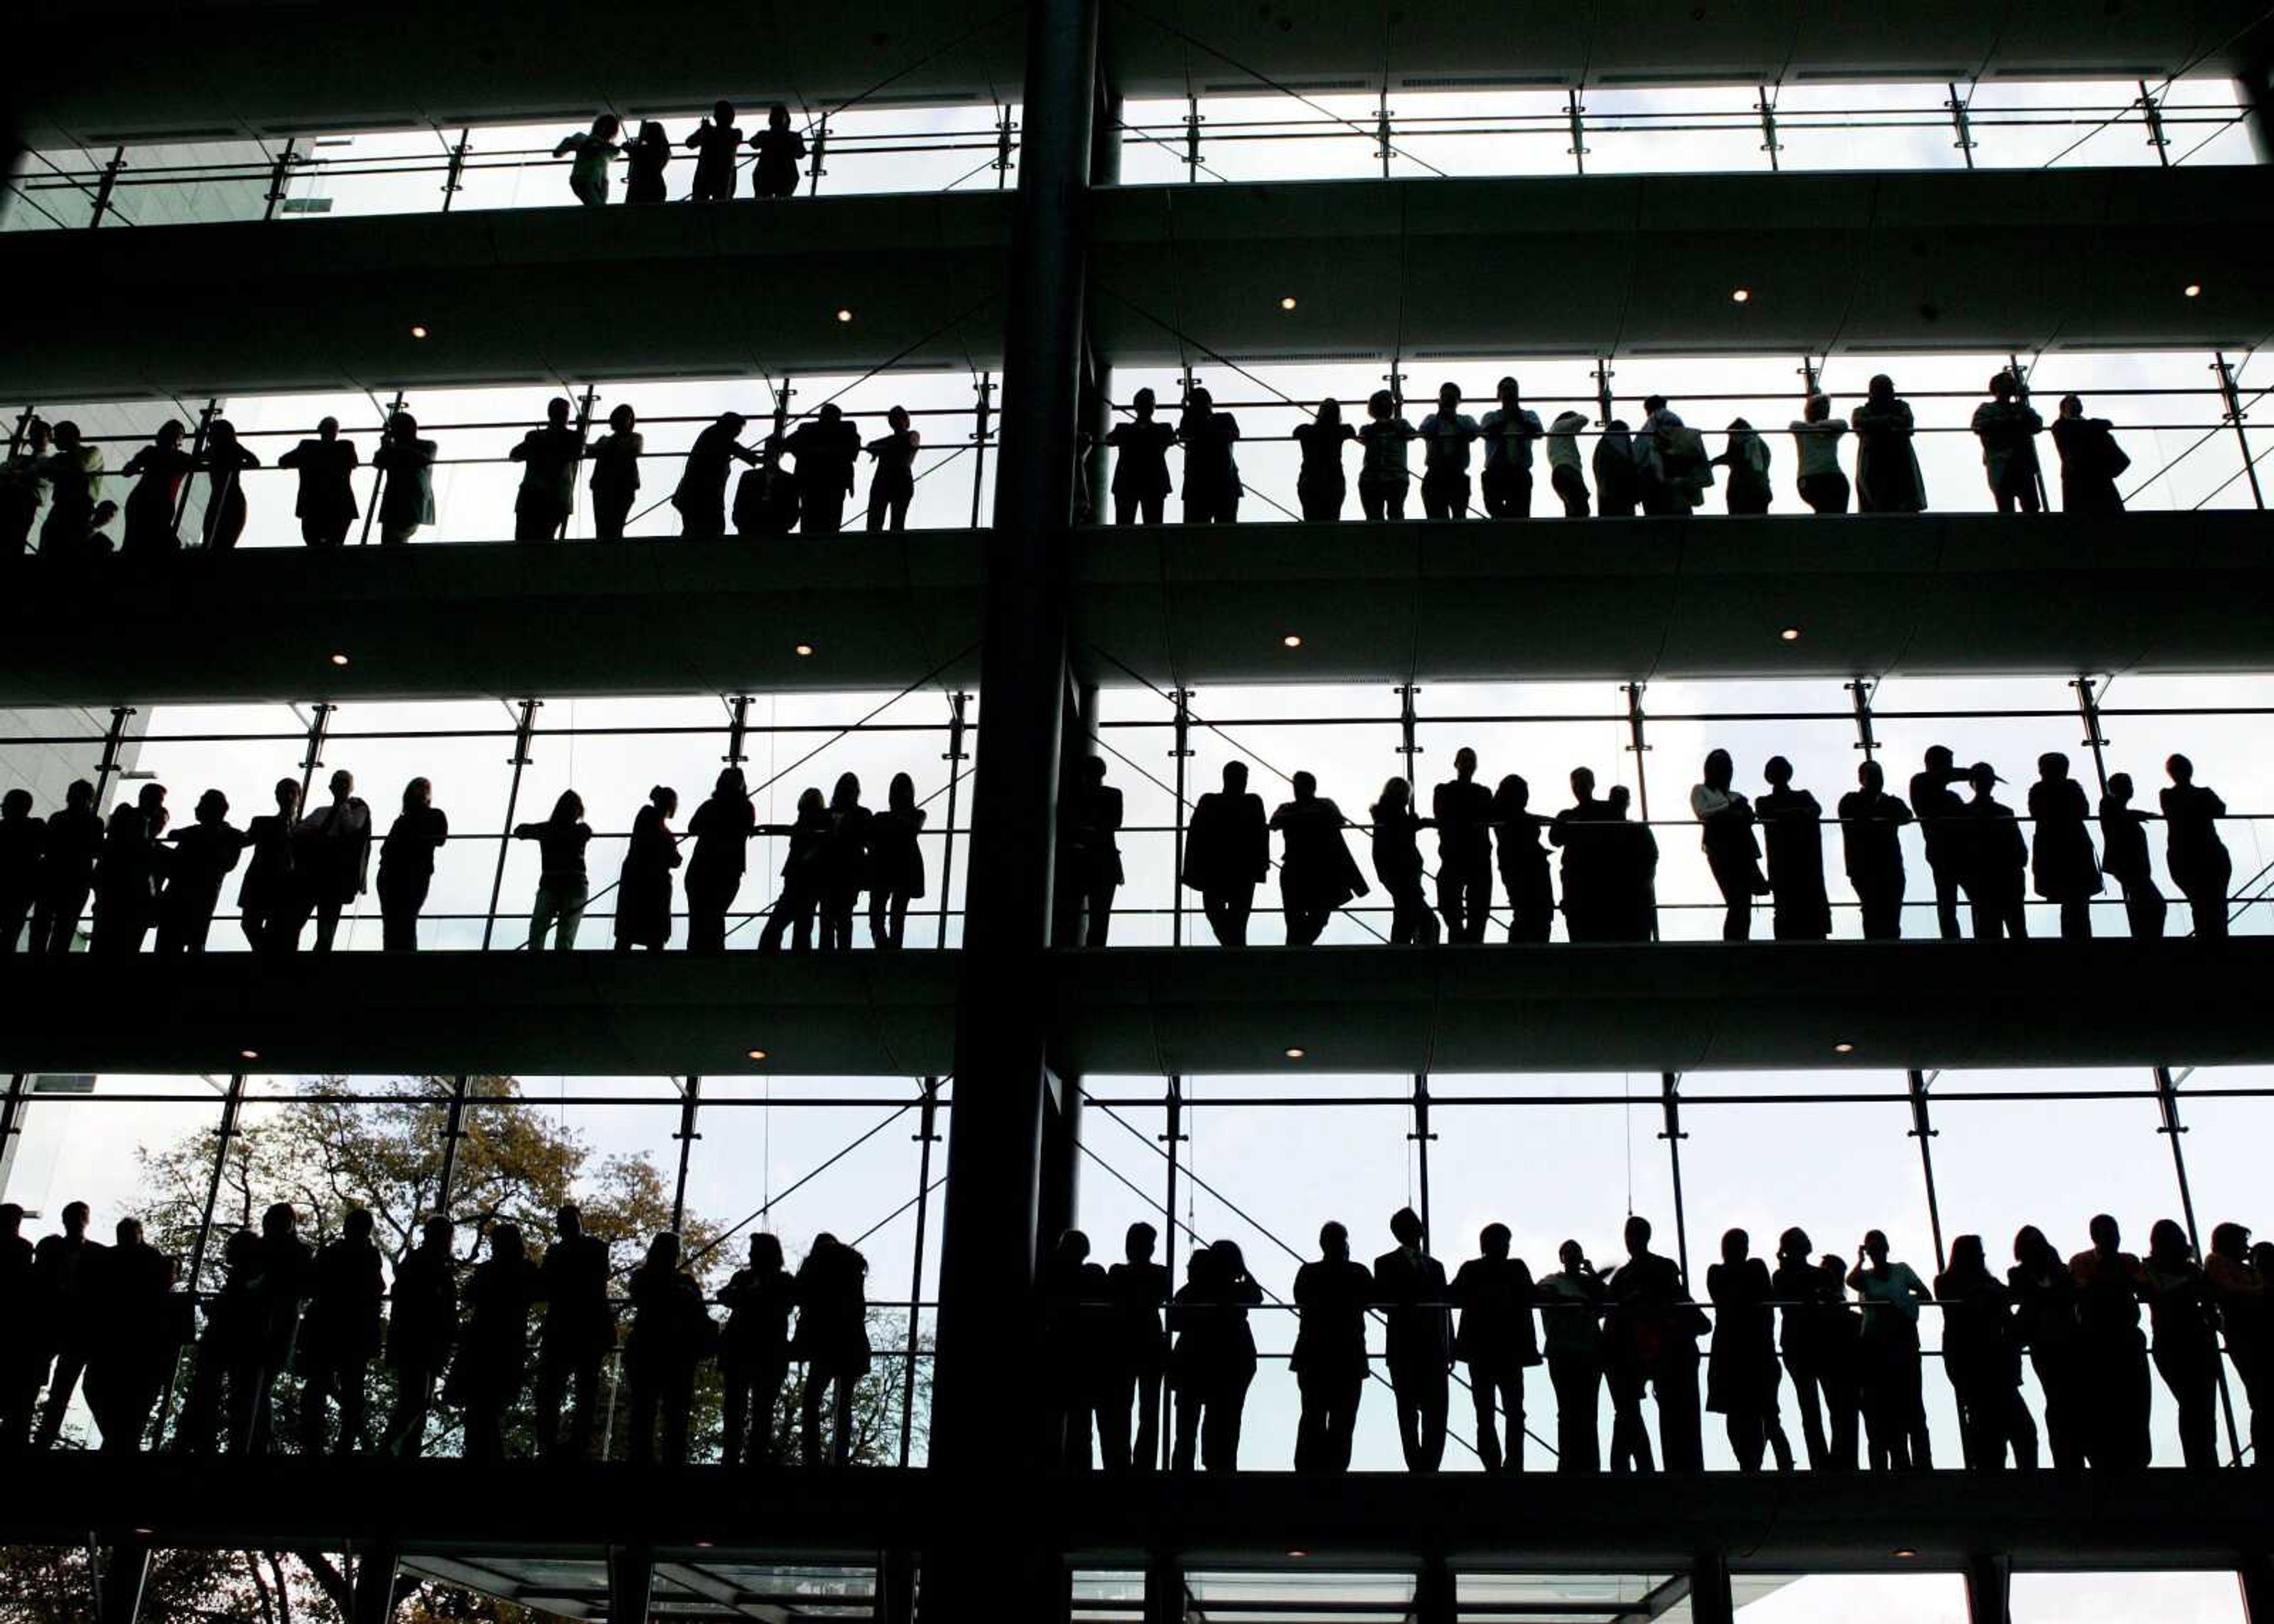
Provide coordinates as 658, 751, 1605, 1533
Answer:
1957, 762, 2028, 940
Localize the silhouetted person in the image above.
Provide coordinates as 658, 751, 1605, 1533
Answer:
1774, 1227, 1859, 1471
450, 1222, 537, 1462
1692, 749, 1766, 941
1102, 1223, 1171, 1473
1478, 377, 1543, 518
510, 398, 583, 541
1972, 371, 2044, 514
281, 768, 371, 952
1107, 388, 1176, 524
1909, 747, 1968, 940
624, 1231, 713, 1466
1184, 761, 1268, 946
232, 1202, 313, 1453
84, 1218, 182, 1453
1637, 395, 1706, 516
625, 121, 671, 203
1598, 788, 1660, 937
0, 417, 52, 556
2070, 1214, 2151, 1469
1935, 1233, 2038, 1470
1712, 418, 1774, 515
788, 403, 862, 535
372, 777, 447, 951
1418, 381, 1480, 520
1375, 1207, 1452, 1472
28, 779, 101, 957
278, 417, 361, 546
1544, 410, 1591, 516
751, 104, 807, 197
1758, 757, 1830, 941
1790, 394, 1851, 513
1170, 1240, 1261, 1472
174, 1226, 254, 1456
2098, 772, 2166, 939
1537, 1240, 1606, 1472
1836, 761, 1912, 940
192, 418, 259, 551
1056, 756, 1123, 947
0, 1205, 40, 1452
2206, 1223, 2267, 1469
296, 1206, 384, 1455
372, 413, 436, 545
1432, 747, 1493, 943
119, 420, 190, 557
719, 1233, 795, 1466
861, 406, 919, 532
1370, 776, 1439, 946
735, 433, 801, 536
794, 1233, 871, 1467
37, 421, 102, 557
756, 786, 829, 953
685, 766, 758, 952
2021, 752, 2099, 939
534, 1204, 615, 1461
1958, 761, 2028, 940
1270, 771, 1369, 945
1707, 1229, 1793, 1472
866, 772, 925, 949
0, 790, 37, 954
816, 772, 871, 952
1849, 1230, 1932, 1470
1291, 1222, 1372, 1473
155, 788, 244, 954
1593, 419, 1641, 518
685, 101, 743, 201
514, 789, 592, 951
1550, 767, 1617, 943
1040, 1230, 1113, 1469
675, 413, 758, 538
1852, 375, 1926, 513
380, 1216, 456, 1457
1293, 397, 1356, 520
1358, 389, 1416, 520
2052, 394, 2129, 514
589, 404, 643, 541
1488, 774, 1553, 943
1454, 1223, 1540, 1473
554, 112, 621, 204
236, 777, 299, 953
90, 783, 167, 957
1608, 1215, 1703, 1471
1177, 388, 1242, 524
2141, 1218, 2219, 1470
2009, 1224, 2085, 1468
2161, 754, 2230, 938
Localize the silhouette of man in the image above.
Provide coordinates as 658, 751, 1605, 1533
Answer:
1545, 410, 1592, 517
734, 434, 800, 536
1550, 767, 1616, 943
1536, 1240, 1606, 1472
535, 1203, 615, 1460
235, 777, 299, 953
0, 790, 43, 953
1788, 394, 1851, 514
296, 1206, 384, 1455
685, 101, 744, 202
1608, 1215, 1705, 1471
283, 769, 372, 953
1292, 1221, 1372, 1473
174, 1226, 254, 1456
1908, 747, 1968, 940
371, 412, 437, 546
2161, 754, 2231, 938
2098, 773, 2166, 939
1270, 773, 1369, 945
1959, 763, 2028, 940
1704, 1228, 1794, 1473
28, 779, 101, 956
156, 789, 246, 954
1101, 1222, 1171, 1473
1600, 786, 1659, 944
1374, 1207, 1452, 1472
1176, 388, 1242, 525
0, 1205, 37, 1452
1056, 757, 1124, 947
1183, 762, 1268, 946
452, 1221, 539, 1463
31, 1201, 105, 1450
1836, 761, 1912, 940
1040, 1230, 1113, 1469
510, 398, 584, 541
2069, 1214, 2151, 1469
1417, 382, 1480, 520
1107, 388, 1176, 525
37, 421, 103, 557
84, 1218, 182, 1454
750, 104, 807, 198
2052, 394, 2130, 515
1480, 377, 1544, 519
2028, 752, 2101, 940
623, 1231, 713, 1466
1971, 371, 2045, 514
1453, 1224, 1540, 1473
719, 1233, 795, 1467
233, 1202, 313, 1453
277, 417, 361, 546
1757, 757, 1831, 941
381, 1216, 457, 1457
1, 417, 53, 557
1432, 747, 1493, 944
675, 413, 758, 539
786, 403, 862, 535
90, 783, 167, 957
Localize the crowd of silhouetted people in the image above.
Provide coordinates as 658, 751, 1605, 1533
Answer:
0, 1199, 870, 1467
550, 102, 812, 207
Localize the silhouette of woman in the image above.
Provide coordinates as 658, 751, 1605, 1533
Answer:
1270, 772, 1369, 946
1756, 757, 1831, 941
792, 1233, 871, 1467
448, 1223, 537, 1463
2143, 1218, 2220, 1469
197, 419, 261, 551
1691, 750, 1768, 941
1491, 774, 1553, 943
2160, 754, 2231, 937
1711, 419, 1773, 516
2027, 752, 2101, 939
683, 767, 757, 952
1848, 1230, 1932, 1469
625, 122, 672, 204
1177, 388, 1242, 525
1772, 1227, 1859, 1470
1171, 1241, 1262, 1471
119, 422, 190, 558
1593, 420, 1642, 519
866, 772, 927, 949
817, 774, 871, 951
2097, 773, 2166, 938
755, 787, 829, 952
513, 790, 592, 951
1851, 376, 1927, 514
2008, 1224, 2084, 1468
1368, 777, 1438, 946
1357, 390, 1417, 521
1292, 398, 1356, 521
236, 778, 299, 953
751, 104, 808, 198
624, 1231, 715, 1465
588, 405, 643, 542
615, 786, 681, 951
91, 786, 167, 957
376, 777, 448, 951
1706, 1228, 1793, 1472
685, 100, 744, 202
2205, 1224, 2268, 1468
718, 1233, 795, 1466
863, 407, 919, 532
553, 113, 621, 205
1933, 1234, 2038, 1470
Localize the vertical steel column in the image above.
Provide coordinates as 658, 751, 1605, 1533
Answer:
2008, 354, 2050, 513
564, 385, 599, 539
172, 399, 221, 533
0, 1073, 26, 1198
1396, 683, 1422, 789
2138, 79, 2172, 165
91, 706, 137, 812
1622, 682, 1652, 821
1904, 1070, 1949, 1275
156, 1070, 248, 1445
1409, 1073, 1437, 1249
969, 374, 994, 529
92, 1536, 150, 1624
296, 702, 336, 821
2151, 1064, 2243, 1462
1658, 1073, 1691, 1282
1847, 677, 1878, 764
1964, 1554, 2012, 1624
261, 136, 300, 221
2212, 352, 2265, 510
7, 406, 36, 462
2241, 1555, 2274, 1624
481, 700, 541, 950
1690, 1554, 1734, 1624
350, 1546, 401, 1624
441, 131, 470, 211
1566, 91, 1589, 175
2245, 54, 2274, 163
772, 377, 796, 446
357, 391, 406, 546
998, 104, 1020, 187
89, 147, 125, 227
1170, 689, 1193, 946
722, 693, 752, 766
1414, 1557, 1455, 1624
1755, 86, 1782, 170
900, 1075, 943, 1468
608, 1546, 654, 1624
808, 115, 830, 196
1592, 358, 1615, 427
1183, 94, 1202, 183
2071, 677, 2112, 795
1142, 1553, 1184, 1624
1376, 89, 1394, 180
433, 1073, 470, 1220
935, 690, 969, 948
670, 1075, 702, 1233
1947, 84, 1978, 167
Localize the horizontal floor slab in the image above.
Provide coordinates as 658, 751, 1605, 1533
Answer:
2, 940, 2264, 1077
7, 168, 2271, 399
17, 1, 2270, 146
3, 513, 2269, 707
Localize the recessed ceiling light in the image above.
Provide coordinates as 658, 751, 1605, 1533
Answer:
794, 642, 815, 657
1279, 295, 1298, 311
2184, 283, 2203, 298
238, 1049, 260, 1062
835, 308, 854, 323
408, 323, 429, 339
1779, 626, 1801, 642
1286, 1549, 1309, 1559
1281, 633, 1303, 648
1892, 1548, 1918, 1561
1833, 1041, 1855, 1055
329, 652, 350, 667
747, 1048, 769, 1062
1731, 288, 1752, 304
1284, 1046, 1306, 1060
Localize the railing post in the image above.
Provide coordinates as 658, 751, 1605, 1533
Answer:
1947, 83, 1978, 168
2153, 1064, 2244, 1462
357, 390, 406, 546
1622, 682, 1652, 822
91, 706, 137, 814
1183, 94, 1202, 183
900, 1075, 943, 1467
670, 1075, 702, 1233
481, 700, 541, 949
1376, 89, 1394, 180
172, 398, 220, 534
2212, 352, 2265, 510
435, 1073, 470, 1219
969, 372, 994, 529
1846, 677, 1878, 764
2138, 79, 2172, 165
1756, 86, 1782, 171
1658, 1072, 1690, 1283
565, 384, 599, 539
722, 693, 751, 766
1593, 357, 1615, 427
7, 405, 36, 462
1158, 1073, 1184, 1469
1410, 1073, 1437, 1250
808, 115, 830, 196
2070, 676, 2112, 794
1566, 91, 1589, 175
0, 1073, 26, 1192
262, 136, 300, 221
935, 689, 970, 949
1169, 689, 1192, 946
441, 131, 471, 211
1904, 1070, 1949, 1274
156, 1069, 248, 1446
89, 146, 126, 227
296, 701, 336, 812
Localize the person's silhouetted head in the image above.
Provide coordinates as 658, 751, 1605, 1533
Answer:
1480, 1223, 1511, 1260
830, 771, 860, 812
608, 404, 637, 435
1132, 387, 1157, 420
592, 113, 621, 143
549, 789, 583, 825
312, 416, 338, 442
2013, 1224, 2053, 1268
1703, 748, 1733, 792
769, 103, 792, 131
2148, 1218, 2191, 1265
1055, 1229, 1091, 1264
53, 422, 81, 451
2210, 1222, 2251, 1260
1967, 761, 1998, 797
2038, 751, 2069, 784
796, 786, 826, 818
1497, 377, 1520, 408
195, 788, 227, 824
66, 779, 94, 812
888, 771, 916, 815
1390, 1207, 1424, 1250
2, 789, 30, 821
1720, 1227, 1748, 1264
2106, 771, 2133, 805
2089, 1213, 2121, 1253
1367, 389, 1396, 422
2059, 393, 2084, 420
1643, 395, 1667, 416
1212, 1238, 1248, 1281
715, 766, 746, 799
343, 1207, 374, 1243
1316, 397, 1341, 427
818, 403, 842, 426
1571, 766, 1595, 801
1126, 1221, 1157, 1263
115, 1217, 142, 1248
645, 1230, 680, 1271
556, 1204, 582, 1239
262, 1202, 297, 1241
1764, 755, 1793, 789
137, 781, 167, 824
712, 99, 735, 127
650, 784, 677, 819
887, 405, 911, 434
397, 777, 429, 815
21, 419, 50, 451
153, 420, 184, 451
2166, 752, 2195, 786
1862, 1229, 1889, 1265
1989, 371, 2019, 401
1950, 1233, 1986, 1272
271, 777, 298, 815
1607, 784, 1631, 818
1559, 1239, 1586, 1273
420, 1214, 453, 1252
545, 398, 571, 429
62, 1201, 89, 1236
638, 120, 667, 152
1375, 776, 1411, 818
1925, 744, 1954, 774
1292, 770, 1316, 802
328, 768, 354, 803
1804, 394, 1831, 423
1623, 1214, 1652, 1259
1454, 746, 1476, 780
751, 1232, 783, 1270
718, 411, 747, 438
1778, 1226, 1812, 1262
1185, 386, 1214, 414
1858, 760, 1884, 793
387, 411, 418, 443
0, 1204, 19, 1239
1081, 757, 1106, 788
1437, 382, 1462, 411
490, 1222, 526, 1265
1319, 1220, 1348, 1261
1868, 375, 1896, 403
1223, 761, 1248, 793
1496, 773, 1529, 812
